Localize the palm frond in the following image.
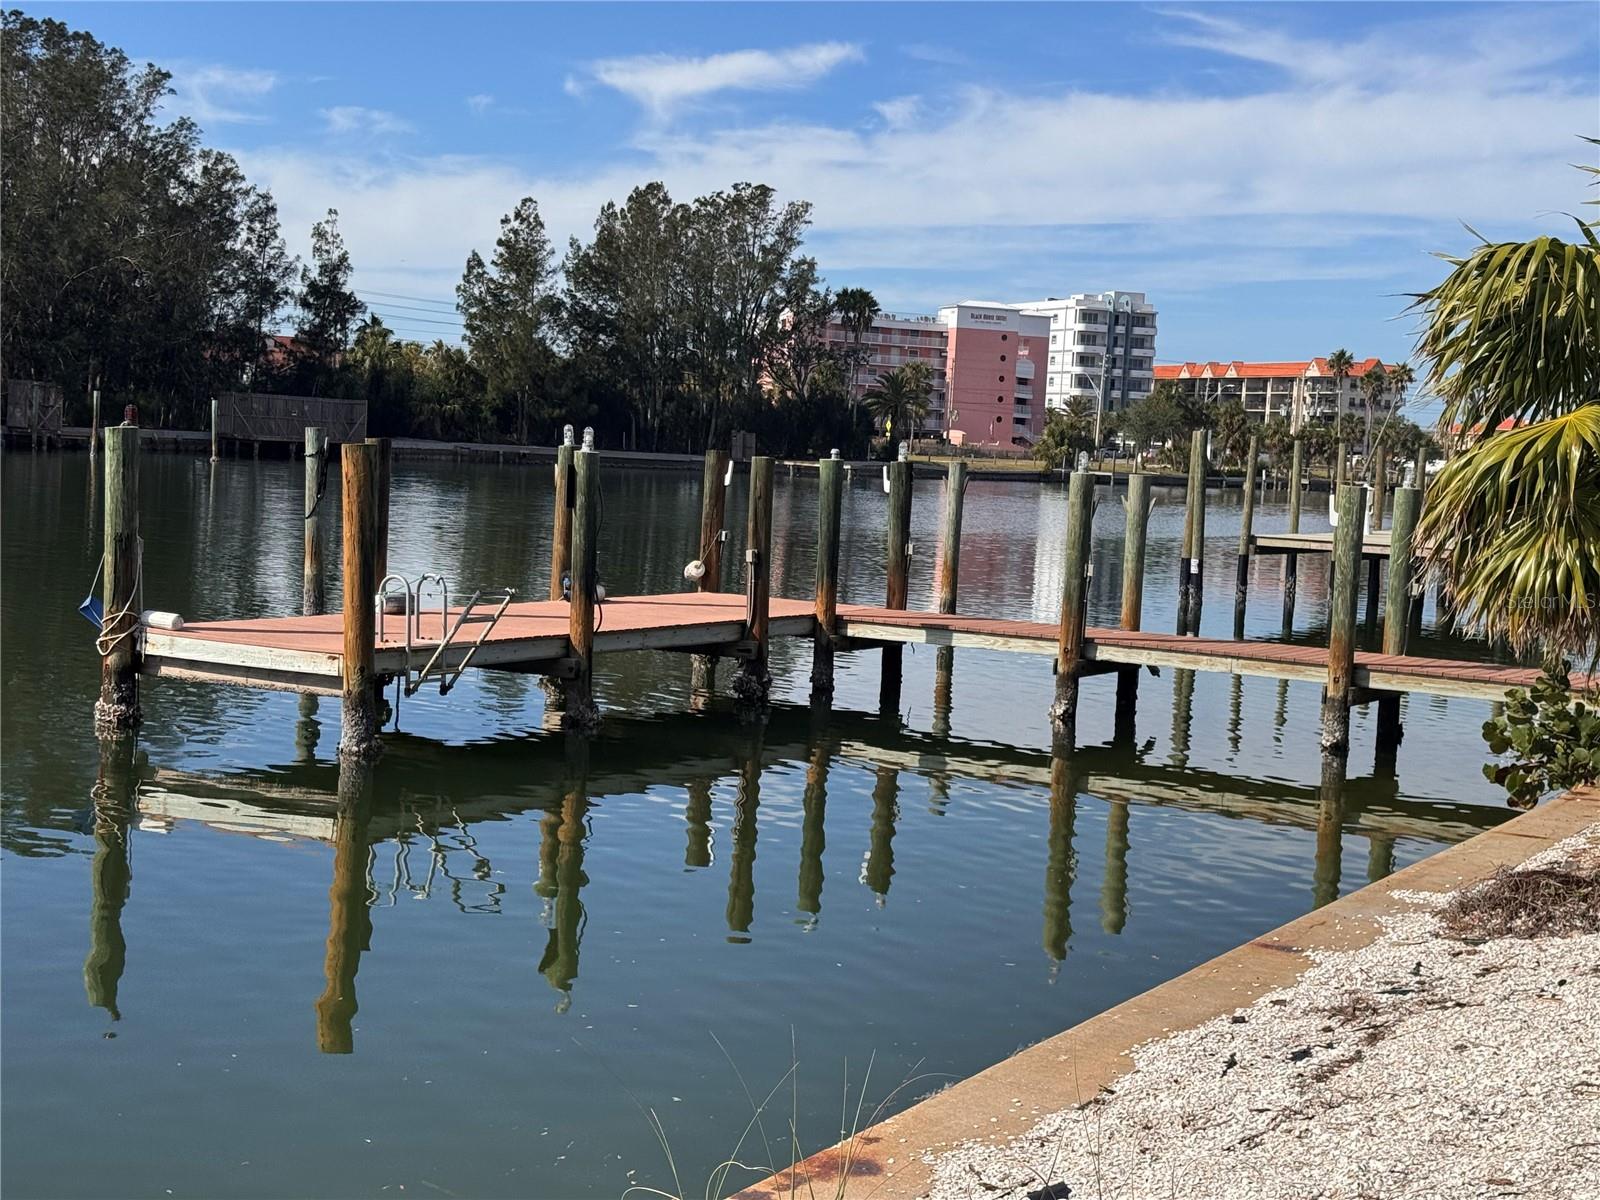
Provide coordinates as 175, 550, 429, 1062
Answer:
1416, 405, 1600, 654
1409, 226, 1600, 437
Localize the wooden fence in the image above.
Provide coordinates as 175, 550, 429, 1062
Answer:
216, 393, 366, 443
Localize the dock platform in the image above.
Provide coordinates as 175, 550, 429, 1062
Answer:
142, 591, 1553, 704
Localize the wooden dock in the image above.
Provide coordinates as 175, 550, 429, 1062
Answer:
1252, 531, 1395, 559
142, 590, 1552, 705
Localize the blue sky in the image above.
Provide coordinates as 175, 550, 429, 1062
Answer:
37, 2, 1600, 402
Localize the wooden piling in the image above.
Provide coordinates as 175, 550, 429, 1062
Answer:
689, 447, 729, 699
1283, 436, 1304, 629
881, 451, 913, 710
90, 388, 101, 459
1321, 484, 1365, 754
1371, 447, 1388, 532
1376, 485, 1422, 750
303, 427, 327, 615
210, 397, 220, 463
365, 437, 391, 584
734, 455, 774, 712
338, 442, 380, 762
937, 461, 967, 615
1048, 470, 1094, 742
1178, 429, 1207, 635
1120, 473, 1153, 631
1115, 472, 1153, 731
811, 452, 844, 704
1335, 440, 1348, 491
94, 423, 142, 734
563, 446, 601, 731
1233, 434, 1260, 638
550, 434, 575, 602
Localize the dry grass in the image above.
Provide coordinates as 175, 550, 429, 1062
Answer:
1438, 866, 1600, 940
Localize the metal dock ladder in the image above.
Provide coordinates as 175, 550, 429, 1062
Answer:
406, 588, 517, 697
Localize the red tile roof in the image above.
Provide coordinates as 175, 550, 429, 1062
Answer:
1155, 358, 1398, 381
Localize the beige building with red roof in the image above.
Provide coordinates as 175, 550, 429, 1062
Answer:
1152, 357, 1400, 431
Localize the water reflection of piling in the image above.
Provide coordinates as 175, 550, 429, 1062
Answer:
797, 737, 829, 923
725, 733, 762, 939
295, 694, 321, 764
863, 766, 899, 902
316, 766, 374, 1053
85, 737, 137, 1022
1100, 799, 1130, 935
1227, 673, 1243, 758
1169, 669, 1196, 768
1313, 755, 1346, 909
683, 777, 714, 869
1042, 753, 1078, 965
538, 741, 591, 1008
1366, 833, 1396, 884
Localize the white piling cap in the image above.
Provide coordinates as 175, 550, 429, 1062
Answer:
897, 440, 909, 462
830, 448, 840, 459
581, 426, 595, 451
562, 424, 575, 447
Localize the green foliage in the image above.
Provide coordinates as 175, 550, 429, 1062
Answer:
1034, 397, 1095, 469
1, 10, 299, 425
295, 209, 363, 392
1483, 669, 1600, 809
1208, 398, 1251, 467
864, 361, 932, 450
1414, 144, 1600, 655
458, 197, 556, 443
1121, 382, 1187, 451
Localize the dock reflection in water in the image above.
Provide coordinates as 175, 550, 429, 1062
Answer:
114, 692, 1502, 1059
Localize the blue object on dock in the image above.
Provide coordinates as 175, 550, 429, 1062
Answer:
78, 593, 104, 630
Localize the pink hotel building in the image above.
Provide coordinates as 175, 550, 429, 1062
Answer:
821, 302, 1053, 448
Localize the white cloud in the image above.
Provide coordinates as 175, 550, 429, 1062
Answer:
237, 8, 1594, 311
901, 43, 967, 66
872, 95, 921, 129
580, 42, 864, 119
320, 106, 414, 137
466, 93, 495, 115
169, 64, 278, 125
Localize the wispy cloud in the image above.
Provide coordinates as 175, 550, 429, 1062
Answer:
169, 64, 277, 125
320, 106, 414, 137
466, 93, 495, 115
244, 7, 1595, 332
901, 43, 966, 66
873, 95, 921, 129
575, 41, 864, 119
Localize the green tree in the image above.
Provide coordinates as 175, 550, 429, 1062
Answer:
458, 196, 557, 443
295, 209, 363, 393
1411, 143, 1600, 657
1, 11, 296, 424
1121, 382, 1186, 454
1209, 398, 1251, 467
1035, 397, 1096, 469
833, 285, 880, 416
1324, 348, 1355, 422
865, 361, 932, 448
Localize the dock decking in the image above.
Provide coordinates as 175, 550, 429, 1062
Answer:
142, 590, 1551, 704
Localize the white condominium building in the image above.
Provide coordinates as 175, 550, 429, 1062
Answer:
1003, 292, 1158, 416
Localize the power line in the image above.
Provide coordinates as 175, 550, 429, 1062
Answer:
365, 309, 464, 329
357, 288, 461, 309
358, 297, 465, 319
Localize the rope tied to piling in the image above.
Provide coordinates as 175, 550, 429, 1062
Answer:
91, 538, 144, 658
304, 445, 331, 521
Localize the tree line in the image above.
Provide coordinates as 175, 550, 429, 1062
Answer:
1, 10, 893, 456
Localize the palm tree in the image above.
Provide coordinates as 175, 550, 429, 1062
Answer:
1411, 146, 1600, 657
1359, 363, 1388, 469
1323, 347, 1355, 422
864, 361, 932, 448
834, 287, 880, 416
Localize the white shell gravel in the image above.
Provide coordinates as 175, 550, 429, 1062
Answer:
923, 822, 1600, 1200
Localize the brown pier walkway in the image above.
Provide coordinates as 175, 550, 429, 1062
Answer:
142, 591, 1553, 704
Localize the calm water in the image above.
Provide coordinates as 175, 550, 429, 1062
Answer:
2, 450, 1514, 1200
